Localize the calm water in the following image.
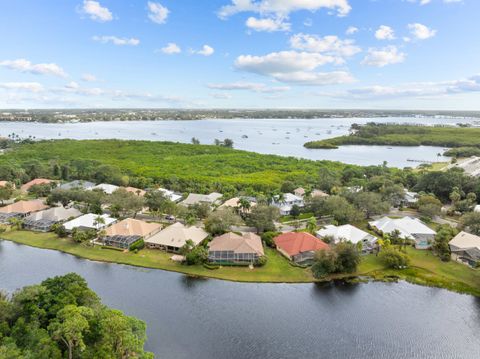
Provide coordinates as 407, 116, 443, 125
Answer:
0, 117, 470, 167
1, 240, 480, 359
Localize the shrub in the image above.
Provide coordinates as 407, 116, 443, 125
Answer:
311, 250, 337, 278
256, 256, 268, 267
129, 239, 145, 252
379, 248, 410, 269
261, 231, 280, 248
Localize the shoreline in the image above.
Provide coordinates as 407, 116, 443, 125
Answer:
2, 231, 480, 296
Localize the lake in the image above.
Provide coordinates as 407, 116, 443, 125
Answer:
0, 117, 471, 167
1, 240, 480, 359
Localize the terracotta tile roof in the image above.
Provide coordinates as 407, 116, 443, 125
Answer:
274, 232, 328, 257
105, 218, 161, 237
20, 178, 53, 192
208, 232, 264, 256
0, 200, 49, 214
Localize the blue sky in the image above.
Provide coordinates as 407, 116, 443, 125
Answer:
0, 0, 479, 109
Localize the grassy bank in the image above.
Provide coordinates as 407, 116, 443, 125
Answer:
304, 124, 480, 150
0, 139, 347, 192
2, 231, 480, 295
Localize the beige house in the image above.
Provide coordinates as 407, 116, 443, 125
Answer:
449, 231, 480, 267
218, 197, 256, 212
123, 187, 146, 197
208, 232, 264, 264
20, 178, 53, 192
101, 218, 162, 249
180, 192, 223, 206
0, 200, 49, 224
145, 222, 209, 252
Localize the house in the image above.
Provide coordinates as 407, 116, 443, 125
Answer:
180, 192, 223, 206
475, 205, 480, 213
274, 232, 328, 264
63, 213, 116, 232
90, 183, 119, 195
272, 193, 304, 215
218, 197, 256, 212
311, 189, 329, 198
448, 156, 480, 177
369, 216, 436, 249
20, 178, 53, 192
449, 231, 480, 267
316, 224, 377, 251
101, 218, 162, 249
294, 187, 306, 197
123, 187, 146, 197
403, 190, 419, 207
0, 200, 49, 224
145, 222, 209, 252
58, 180, 95, 191
0, 181, 15, 189
23, 206, 82, 232
157, 188, 183, 202
208, 232, 264, 264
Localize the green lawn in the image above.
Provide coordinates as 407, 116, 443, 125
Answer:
2, 230, 480, 295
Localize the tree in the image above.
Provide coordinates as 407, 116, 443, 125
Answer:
379, 247, 410, 269
280, 181, 296, 193
308, 196, 364, 225
352, 192, 390, 218
204, 208, 242, 236
108, 188, 145, 218
191, 137, 200, 145
417, 194, 442, 219
48, 305, 93, 359
289, 204, 301, 218
317, 167, 341, 192
185, 246, 208, 265
28, 183, 54, 198
246, 205, 280, 233
461, 212, 480, 235
0, 182, 14, 204
237, 197, 252, 216
311, 250, 337, 278
433, 225, 458, 261
145, 190, 173, 214
306, 217, 317, 234
334, 242, 361, 274
223, 138, 234, 148
8, 217, 23, 230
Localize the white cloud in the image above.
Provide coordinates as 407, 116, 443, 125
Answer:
346, 26, 358, 35
81, 0, 113, 22
327, 74, 480, 99
81, 73, 97, 82
65, 81, 80, 89
147, 2, 169, 24
160, 43, 181, 54
210, 92, 233, 99
0, 82, 44, 92
375, 25, 395, 40
207, 82, 290, 93
192, 45, 215, 56
361, 46, 405, 67
406, 0, 431, 5
246, 16, 291, 32
92, 36, 140, 46
0, 58, 67, 77
289, 33, 361, 59
218, 0, 352, 18
235, 50, 354, 85
408, 23, 436, 40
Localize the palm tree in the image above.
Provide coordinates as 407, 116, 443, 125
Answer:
238, 197, 251, 215
306, 217, 317, 234
93, 216, 105, 230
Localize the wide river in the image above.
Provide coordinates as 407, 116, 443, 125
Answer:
1, 240, 480, 358
0, 116, 475, 167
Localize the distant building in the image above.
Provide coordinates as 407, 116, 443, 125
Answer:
145, 222, 209, 252
274, 232, 328, 264
180, 192, 223, 206
0, 200, 49, 224
369, 216, 436, 249
58, 180, 96, 191
63, 213, 116, 232
23, 206, 82, 232
317, 224, 377, 251
101, 218, 162, 249
20, 178, 54, 192
448, 157, 480, 177
208, 232, 264, 264
90, 183, 119, 194
157, 188, 183, 202
123, 187, 146, 197
0, 181, 15, 189
218, 197, 256, 212
474, 205, 480, 213
293, 187, 306, 197
449, 231, 480, 267
272, 193, 304, 216
403, 190, 419, 207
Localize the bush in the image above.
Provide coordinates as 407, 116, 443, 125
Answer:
379, 248, 410, 269
261, 231, 280, 248
52, 223, 68, 238
129, 239, 145, 252
311, 250, 337, 278
185, 246, 208, 265
256, 256, 268, 267
203, 263, 220, 270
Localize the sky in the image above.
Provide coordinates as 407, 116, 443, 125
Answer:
0, 0, 479, 110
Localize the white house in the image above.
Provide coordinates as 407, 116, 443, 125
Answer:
90, 183, 119, 195
474, 205, 480, 213
449, 231, 480, 267
272, 193, 304, 215
158, 188, 183, 203
63, 213, 116, 232
317, 224, 377, 251
180, 192, 223, 206
369, 216, 436, 249
403, 190, 419, 206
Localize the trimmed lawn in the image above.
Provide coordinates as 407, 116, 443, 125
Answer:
0, 230, 312, 283
2, 230, 480, 295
